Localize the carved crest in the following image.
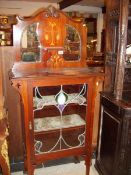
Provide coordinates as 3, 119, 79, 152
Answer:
43, 6, 60, 18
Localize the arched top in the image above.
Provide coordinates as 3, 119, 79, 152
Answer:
13, 6, 87, 71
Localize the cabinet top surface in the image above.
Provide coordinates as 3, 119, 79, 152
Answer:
10, 67, 104, 80
101, 92, 131, 109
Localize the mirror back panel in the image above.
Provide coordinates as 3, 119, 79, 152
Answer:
13, 6, 87, 70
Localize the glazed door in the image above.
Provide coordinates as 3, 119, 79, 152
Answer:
26, 81, 90, 163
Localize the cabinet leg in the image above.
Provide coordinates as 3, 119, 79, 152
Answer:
84, 156, 91, 175
27, 165, 35, 175
23, 158, 27, 174
24, 160, 35, 175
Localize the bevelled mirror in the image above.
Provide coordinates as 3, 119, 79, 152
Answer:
21, 23, 40, 62
63, 24, 81, 61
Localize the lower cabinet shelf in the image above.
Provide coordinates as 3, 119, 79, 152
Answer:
34, 114, 86, 154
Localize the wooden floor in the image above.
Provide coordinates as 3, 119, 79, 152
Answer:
11, 159, 99, 175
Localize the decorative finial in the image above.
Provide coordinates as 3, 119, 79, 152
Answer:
44, 6, 60, 18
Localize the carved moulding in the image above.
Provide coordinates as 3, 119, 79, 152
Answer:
43, 6, 60, 18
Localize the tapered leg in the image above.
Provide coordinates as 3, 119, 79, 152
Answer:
27, 164, 35, 175
23, 157, 27, 174
24, 157, 35, 175
84, 155, 92, 175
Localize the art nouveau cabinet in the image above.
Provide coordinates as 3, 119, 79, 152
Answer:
9, 6, 104, 175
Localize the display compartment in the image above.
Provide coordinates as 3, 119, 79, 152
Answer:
34, 127, 85, 153
33, 84, 87, 154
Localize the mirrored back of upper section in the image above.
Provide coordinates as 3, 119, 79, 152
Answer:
13, 6, 87, 71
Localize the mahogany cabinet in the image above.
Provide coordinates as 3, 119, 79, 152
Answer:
9, 6, 104, 175
10, 69, 103, 175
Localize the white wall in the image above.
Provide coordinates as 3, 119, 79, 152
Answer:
0, 1, 59, 16
63, 5, 102, 13
97, 12, 103, 52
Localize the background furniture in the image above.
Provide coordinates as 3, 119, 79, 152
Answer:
0, 106, 10, 175
95, 0, 131, 174
9, 6, 104, 175
86, 17, 97, 60
0, 29, 10, 174
96, 92, 131, 175
0, 15, 16, 46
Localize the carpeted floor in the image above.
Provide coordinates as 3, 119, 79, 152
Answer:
12, 159, 99, 175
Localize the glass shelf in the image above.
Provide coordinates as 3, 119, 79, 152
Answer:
33, 93, 86, 108
34, 114, 85, 132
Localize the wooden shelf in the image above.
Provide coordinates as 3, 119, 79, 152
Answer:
34, 125, 85, 135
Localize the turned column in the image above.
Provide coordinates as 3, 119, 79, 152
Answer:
114, 0, 129, 99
